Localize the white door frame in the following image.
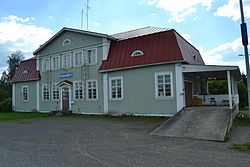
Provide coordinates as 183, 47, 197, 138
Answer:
60, 85, 72, 110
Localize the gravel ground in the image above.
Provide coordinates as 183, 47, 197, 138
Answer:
0, 116, 250, 167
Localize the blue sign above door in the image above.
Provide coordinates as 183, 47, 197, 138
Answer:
59, 73, 73, 79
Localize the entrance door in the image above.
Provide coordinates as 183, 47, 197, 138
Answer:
185, 82, 193, 107
62, 87, 69, 111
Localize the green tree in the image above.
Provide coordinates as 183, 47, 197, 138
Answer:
238, 81, 248, 109
0, 50, 24, 93
0, 88, 10, 102
208, 80, 228, 94
208, 79, 248, 109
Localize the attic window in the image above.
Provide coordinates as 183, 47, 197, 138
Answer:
23, 69, 29, 74
62, 39, 71, 46
131, 50, 144, 57
192, 53, 198, 61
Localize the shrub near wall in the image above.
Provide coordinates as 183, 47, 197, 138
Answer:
0, 98, 12, 112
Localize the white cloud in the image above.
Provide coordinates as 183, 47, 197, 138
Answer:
93, 22, 101, 27
180, 33, 191, 42
1, 15, 33, 23
148, 0, 157, 6
148, 0, 214, 22
0, 15, 53, 76
198, 37, 247, 73
214, 0, 250, 21
48, 16, 54, 19
149, 13, 157, 16
170, 8, 197, 23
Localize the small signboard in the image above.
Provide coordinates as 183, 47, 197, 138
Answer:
59, 73, 73, 79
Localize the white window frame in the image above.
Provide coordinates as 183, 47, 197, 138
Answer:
62, 39, 71, 46
51, 83, 59, 100
84, 48, 97, 65
131, 50, 144, 57
73, 50, 83, 67
42, 84, 50, 101
42, 57, 50, 72
51, 56, 60, 70
21, 85, 28, 101
109, 76, 123, 100
155, 72, 173, 99
62, 53, 71, 69
86, 79, 98, 101
73, 81, 84, 100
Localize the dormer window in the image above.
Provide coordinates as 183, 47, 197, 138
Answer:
22, 69, 29, 74
62, 39, 71, 46
192, 52, 198, 61
131, 50, 144, 57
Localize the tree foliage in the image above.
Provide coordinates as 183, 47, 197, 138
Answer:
208, 80, 228, 94
238, 81, 248, 109
0, 51, 24, 108
0, 50, 24, 94
208, 74, 248, 109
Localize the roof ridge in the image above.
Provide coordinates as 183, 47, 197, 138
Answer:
111, 26, 171, 40
21, 57, 36, 62
111, 26, 151, 36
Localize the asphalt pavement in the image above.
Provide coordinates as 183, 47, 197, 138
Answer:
0, 116, 249, 167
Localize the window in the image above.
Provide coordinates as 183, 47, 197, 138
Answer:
73, 51, 83, 67
131, 50, 144, 57
62, 53, 71, 69
87, 80, 98, 100
42, 84, 50, 100
74, 81, 84, 100
62, 39, 71, 46
51, 84, 59, 100
42, 58, 50, 72
51, 56, 60, 70
21, 86, 28, 101
155, 72, 173, 98
22, 69, 29, 74
84, 48, 97, 65
109, 77, 123, 100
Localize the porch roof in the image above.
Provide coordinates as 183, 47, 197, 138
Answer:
182, 64, 241, 80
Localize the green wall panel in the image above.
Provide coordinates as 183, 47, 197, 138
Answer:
107, 64, 177, 116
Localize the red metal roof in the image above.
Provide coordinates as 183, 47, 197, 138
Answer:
99, 30, 204, 72
12, 57, 40, 83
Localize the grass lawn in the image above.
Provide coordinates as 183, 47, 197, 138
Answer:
231, 112, 250, 152
0, 112, 50, 122
231, 112, 250, 131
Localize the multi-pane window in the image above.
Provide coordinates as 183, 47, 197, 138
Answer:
84, 48, 97, 65
51, 56, 60, 70
52, 84, 59, 100
62, 53, 71, 69
42, 84, 50, 100
42, 58, 50, 72
73, 51, 83, 67
87, 80, 97, 100
22, 86, 28, 101
155, 72, 172, 98
74, 81, 84, 100
109, 77, 123, 100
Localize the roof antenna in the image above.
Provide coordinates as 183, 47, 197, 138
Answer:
81, 9, 84, 30
86, 0, 90, 30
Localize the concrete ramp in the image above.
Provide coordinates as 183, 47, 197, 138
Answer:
151, 106, 232, 141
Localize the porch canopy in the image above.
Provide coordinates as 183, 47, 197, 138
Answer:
182, 64, 241, 109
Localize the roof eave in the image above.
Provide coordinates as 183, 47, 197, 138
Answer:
99, 60, 185, 73
11, 78, 40, 83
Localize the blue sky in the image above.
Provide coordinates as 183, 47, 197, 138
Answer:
0, 0, 250, 75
